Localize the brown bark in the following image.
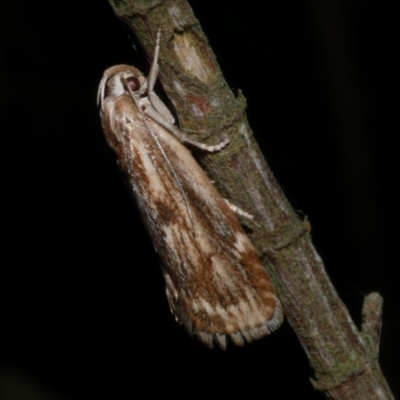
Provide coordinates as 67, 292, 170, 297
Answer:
105, 0, 393, 398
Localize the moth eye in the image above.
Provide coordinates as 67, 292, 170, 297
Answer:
126, 76, 141, 91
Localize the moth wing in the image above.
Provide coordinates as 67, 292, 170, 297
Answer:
101, 93, 283, 350
146, 115, 283, 349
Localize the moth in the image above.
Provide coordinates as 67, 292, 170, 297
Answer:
97, 30, 283, 349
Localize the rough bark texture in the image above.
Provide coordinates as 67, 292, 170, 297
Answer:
106, 0, 393, 398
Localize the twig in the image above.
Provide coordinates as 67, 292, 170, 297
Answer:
105, 0, 393, 398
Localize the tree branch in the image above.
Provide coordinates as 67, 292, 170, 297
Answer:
105, 0, 393, 398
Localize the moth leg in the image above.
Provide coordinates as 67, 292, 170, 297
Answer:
181, 136, 230, 153
147, 29, 175, 124
223, 198, 255, 221
144, 105, 229, 152
147, 29, 161, 93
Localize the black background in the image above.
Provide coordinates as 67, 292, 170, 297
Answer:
1, 0, 399, 398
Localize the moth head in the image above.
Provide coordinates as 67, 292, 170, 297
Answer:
97, 64, 147, 108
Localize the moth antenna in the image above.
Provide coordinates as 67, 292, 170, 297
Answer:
126, 85, 195, 232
